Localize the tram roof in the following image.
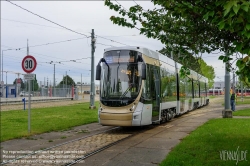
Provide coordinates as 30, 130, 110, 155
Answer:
104, 46, 161, 60
104, 46, 208, 82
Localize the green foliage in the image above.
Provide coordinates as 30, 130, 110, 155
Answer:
30, 74, 39, 91
198, 59, 215, 88
236, 56, 250, 88
104, 0, 250, 81
14, 75, 39, 91
13, 78, 25, 89
58, 75, 76, 87
159, 48, 215, 87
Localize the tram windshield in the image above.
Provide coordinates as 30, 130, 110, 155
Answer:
100, 50, 142, 107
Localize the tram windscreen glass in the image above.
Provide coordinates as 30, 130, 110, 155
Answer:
100, 50, 142, 107
104, 50, 136, 63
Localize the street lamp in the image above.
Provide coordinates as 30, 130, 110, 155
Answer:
1, 49, 12, 96
1, 48, 21, 96
5, 71, 8, 85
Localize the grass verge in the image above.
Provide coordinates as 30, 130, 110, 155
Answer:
233, 108, 250, 116
209, 96, 216, 99
0, 102, 98, 142
160, 119, 250, 166
236, 97, 250, 105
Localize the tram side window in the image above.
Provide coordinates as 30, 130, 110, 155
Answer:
200, 81, 206, 96
185, 78, 193, 98
142, 64, 164, 103
160, 66, 176, 102
194, 80, 199, 97
179, 77, 186, 100
142, 64, 154, 101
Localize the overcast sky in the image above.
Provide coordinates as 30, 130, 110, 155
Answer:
1, 1, 228, 87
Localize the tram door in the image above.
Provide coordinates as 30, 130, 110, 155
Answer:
151, 66, 161, 122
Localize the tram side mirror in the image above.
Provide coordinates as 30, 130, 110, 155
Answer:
141, 63, 146, 80
96, 64, 101, 80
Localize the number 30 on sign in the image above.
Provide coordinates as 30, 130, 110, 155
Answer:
22, 55, 37, 73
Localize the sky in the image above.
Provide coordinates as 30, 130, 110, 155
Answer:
1, 1, 229, 87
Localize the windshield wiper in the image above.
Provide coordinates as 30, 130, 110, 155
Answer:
120, 83, 135, 100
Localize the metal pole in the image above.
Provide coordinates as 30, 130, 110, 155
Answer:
90, 29, 96, 109
2, 51, 3, 89
223, 51, 231, 117
27, 39, 31, 133
1, 51, 3, 97
62, 75, 64, 96
233, 70, 235, 93
213, 84, 215, 96
81, 73, 82, 94
28, 80, 31, 133
53, 64, 55, 97
0, 51, 1, 98
5, 71, 7, 98
66, 71, 67, 96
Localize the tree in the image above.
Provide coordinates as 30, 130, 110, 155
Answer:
159, 48, 215, 87
58, 75, 76, 87
104, 0, 250, 85
24, 76, 39, 91
198, 59, 215, 88
30, 75, 39, 91
14, 76, 39, 91
13, 78, 25, 90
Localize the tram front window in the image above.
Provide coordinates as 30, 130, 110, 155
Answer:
100, 50, 142, 107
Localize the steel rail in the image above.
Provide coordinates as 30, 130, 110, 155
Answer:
1, 127, 119, 165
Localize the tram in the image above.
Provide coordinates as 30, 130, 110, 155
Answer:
96, 46, 209, 126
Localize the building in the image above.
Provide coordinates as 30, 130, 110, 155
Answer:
0, 84, 17, 98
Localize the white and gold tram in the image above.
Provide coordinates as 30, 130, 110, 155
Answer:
96, 46, 209, 126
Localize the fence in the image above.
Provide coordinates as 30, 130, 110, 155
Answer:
40, 87, 78, 98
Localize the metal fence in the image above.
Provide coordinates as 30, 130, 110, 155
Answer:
40, 87, 78, 98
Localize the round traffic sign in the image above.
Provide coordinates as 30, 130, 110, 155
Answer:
22, 55, 37, 73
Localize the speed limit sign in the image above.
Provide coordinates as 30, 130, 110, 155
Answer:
22, 55, 37, 73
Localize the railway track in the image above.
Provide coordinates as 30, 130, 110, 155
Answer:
1, 125, 153, 166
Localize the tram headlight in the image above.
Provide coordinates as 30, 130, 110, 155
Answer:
130, 103, 136, 111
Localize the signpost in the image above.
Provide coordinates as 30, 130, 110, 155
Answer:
24, 74, 35, 80
22, 55, 37, 73
22, 55, 37, 133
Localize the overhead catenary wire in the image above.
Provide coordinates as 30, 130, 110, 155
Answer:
95, 35, 130, 46
1, 17, 65, 30
1, 44, 97, 64
115, 0, 128, 11
2, 37, 88, 51
2, 17, 141, 38
3, 1, 132, 48
96, 43, 115, 47
1, 37, 87, 50
114, 0, 140, 31
2, 51, 92, 76
5, 0, 89, 37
